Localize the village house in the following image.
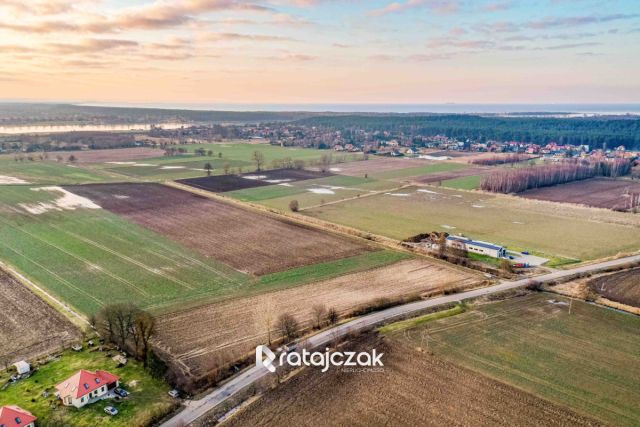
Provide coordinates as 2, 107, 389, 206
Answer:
0, 405, 37, 427
55, 370, 120, 409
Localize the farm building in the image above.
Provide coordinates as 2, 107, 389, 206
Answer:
446, 236, 507, 258
0, 405, 37, 427
13, 361, 30, 375
55, 369, 120, 409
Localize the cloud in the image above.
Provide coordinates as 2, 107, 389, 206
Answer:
428, 38, 495, 49
526, 14, 638, 30
46, 38, 139, 54
204, 32, 296, 42
481, 1, 512, 12
369, 0, 459, 17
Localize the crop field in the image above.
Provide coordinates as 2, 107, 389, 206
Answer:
440, 174, 482, 189
155, 259, 481, 381
226, 175, 402, 210
0, 156, 112, 184
93, 143, 362, 180
178, 168, 331, 193
67, 183, 374, 276
324, 157, 433, 177
0, 185, 249, 315
367, 161, 467, 181
589, 268, 640, 307
45, 147, 164, 163
304, 186, 640, 261
0, 268, 81, 364
411, 165, 490, 185
222, 335, 595, 427
398, 293, 640, 426
520, 178, 640, 210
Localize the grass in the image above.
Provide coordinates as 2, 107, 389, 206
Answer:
440, 175, 481, 190
369, 162, 466, 180
0, 157, 112, 184
467, 252, 502, 267
396, 293, 640, 426
303, 186, 640, 261
378, 304, 466, 333
257, 250, 411, 291
0, 346, 176, 427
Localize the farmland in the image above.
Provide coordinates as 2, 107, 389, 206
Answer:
589, 268, 640, 307
221, 335, 595, 427
0, 155, 112, 185
0, 185, 248, 315
44, 147, 164, 163
303, 186, 640, 261
0, 346, 176, 427
155, 259, 481, 383
67, 183, 374, 276
398, 293, 640, 426
0, 268, 81, 364
323, 157, 432, 177
520, 178, 640, 210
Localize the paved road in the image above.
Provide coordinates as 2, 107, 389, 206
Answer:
160, 254, 640, 427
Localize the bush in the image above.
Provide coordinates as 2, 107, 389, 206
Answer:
289, 200, 299, 212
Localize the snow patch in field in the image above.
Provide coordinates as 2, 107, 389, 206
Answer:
265, 179, 292, 183
243, 175, 267, 180
106, 161, 136, 165
441, 224, 456, 229
114, 195, 130, 199
133, 163, 156, 167
161, 166, 185, 169
278, 183, 293, 187
472, 204, 485, 208
385, 192, 410, 197
308, 188, 335, 194
21, 187, 101, 214
452, 195, 463, 198
512, 221, 525, 225
417, 189, 439, 194
0, 175, 30, 184
329, 167, 342, 172
320, 185, 346, 190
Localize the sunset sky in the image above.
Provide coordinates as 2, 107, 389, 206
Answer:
1, 0, 639, 104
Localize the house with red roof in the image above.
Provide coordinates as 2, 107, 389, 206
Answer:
55, 370, 119, 408
0, 405, 37, 427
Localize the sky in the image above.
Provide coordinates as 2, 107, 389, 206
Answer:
0, 0, 639, 105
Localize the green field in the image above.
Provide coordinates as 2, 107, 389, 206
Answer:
391, 293, 640, 426
0, 156, 113, 184
0, 346, 176, 427
440, 175, 482, 190
91, 143, 363, 181
0, 185, 406, 316
303, 186, 640, 260
226, 174, 401, 210
368, 162, 466, 180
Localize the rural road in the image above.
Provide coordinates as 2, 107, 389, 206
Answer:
160, 253, 640, 427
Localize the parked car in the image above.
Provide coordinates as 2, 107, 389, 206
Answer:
104, 406, 118, 416
168, 389, 180, 398
522, 251, 530, 255
114, 387, 129, 397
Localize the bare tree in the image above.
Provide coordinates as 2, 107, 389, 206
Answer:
223, 162, 231, 175
311, 304, 327, 329
293, 160, 305, 170
326, 307, 339, 325
289, 199, 299, 212
252, 150, 265, 171
258, 298, 276, 345
277, 313, 299, 342
204, 162, 213, 177
134, 311, 155, 366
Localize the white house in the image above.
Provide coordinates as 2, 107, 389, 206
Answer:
0, 405, 37, 427
446, 236, 507, 258
55, 370, 120, 409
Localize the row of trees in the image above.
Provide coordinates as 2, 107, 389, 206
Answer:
92, 303, 156, 367
470, 153, 531, 166
481, 159, 633, 193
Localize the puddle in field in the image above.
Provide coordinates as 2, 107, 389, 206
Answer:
417, 189, 439, 194
161, 166, 185, 170
472, 205, 485, 208
308, 188, 335, 194
243, 175, 268, 180
385, 193, 410, 197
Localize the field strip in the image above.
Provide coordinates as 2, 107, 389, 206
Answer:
164, 180, 483, 278
297, 184, 412, 211
0, 244, 102, 314
0, 214, 150, 297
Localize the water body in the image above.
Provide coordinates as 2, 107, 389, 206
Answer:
0, 123, 185, 135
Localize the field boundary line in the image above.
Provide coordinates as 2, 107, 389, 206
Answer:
0, 260, 89, 328
163, 181, 484, 278
297, 184, 412, 211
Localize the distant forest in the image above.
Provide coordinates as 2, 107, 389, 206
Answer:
296, 115, 640, 150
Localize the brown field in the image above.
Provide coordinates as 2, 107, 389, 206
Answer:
154, 260, 480, 383
178, 168, 330, 193
411, 165, 490, 183
0, 268, 81, 365
326, 157, 430, 176
520, 178, 640, 210
65, 183, 372, 275
589, 268, 640, 307
221, 335, 596, 427
45, 147, 164, 163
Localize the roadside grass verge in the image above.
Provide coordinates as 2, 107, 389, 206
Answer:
378, 304, 467, 334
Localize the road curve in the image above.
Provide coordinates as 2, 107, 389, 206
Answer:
161, 254, 640, 427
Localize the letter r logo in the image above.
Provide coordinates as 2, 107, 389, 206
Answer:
256, 345, 276, 373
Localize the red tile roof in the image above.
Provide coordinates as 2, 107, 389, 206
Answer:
55, 369, 119, 400
0, 405, 37, 427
